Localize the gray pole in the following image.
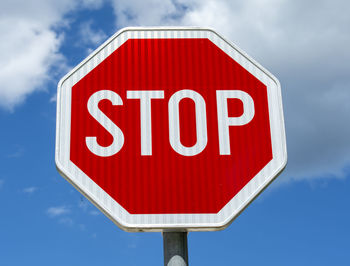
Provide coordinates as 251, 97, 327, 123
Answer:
163, 232, 189, 266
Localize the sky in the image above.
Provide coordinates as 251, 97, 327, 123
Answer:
0, 0, 349, 265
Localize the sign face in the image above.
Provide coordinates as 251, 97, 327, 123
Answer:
56, 27, 287, 231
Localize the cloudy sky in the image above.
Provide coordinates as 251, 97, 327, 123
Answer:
0, 0, 349, 265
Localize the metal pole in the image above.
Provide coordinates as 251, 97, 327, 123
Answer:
163, 232, 189, 266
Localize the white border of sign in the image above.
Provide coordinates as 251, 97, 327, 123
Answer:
55, 27, 287, 232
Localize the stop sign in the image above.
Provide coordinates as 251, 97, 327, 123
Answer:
56, 27, 287, 231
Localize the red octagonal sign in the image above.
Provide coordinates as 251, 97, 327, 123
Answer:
56, 28, 287, 231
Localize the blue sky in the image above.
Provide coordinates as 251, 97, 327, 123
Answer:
1, 0, 349, 265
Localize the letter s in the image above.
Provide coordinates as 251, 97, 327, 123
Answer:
85, 90, 124, 157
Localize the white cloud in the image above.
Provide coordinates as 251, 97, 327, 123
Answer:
0, 1, 68, 111
22, 186, 38, 194
0, 0, 106, 111
49, 93, 57, 103
110, 0, 180, 26
81, 0, 104, 9
47, 205, 70, 217
79, 20, 107, 47
0, 20, 64, 110
109, 0, 350, 181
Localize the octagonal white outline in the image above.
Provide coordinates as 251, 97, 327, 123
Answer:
55, 27, 287, 232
